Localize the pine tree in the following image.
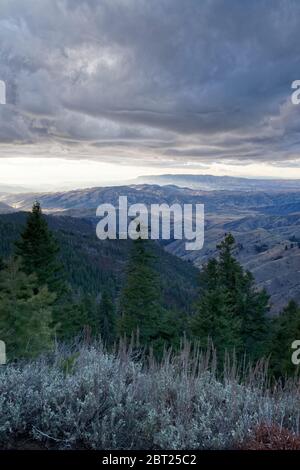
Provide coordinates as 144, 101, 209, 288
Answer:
238, 271, 270, 359
0, 258, 55, 360
14, 202, 76, 338
191, 234, 269, 358
52, 297, 86, 341
118, 237, 168, 350
191, 258, 242, 354
53, 293, 99, 341
98, 291, 116, 346
217, 234, 269, 358
15, 201, 65, 294
268, 300, 300, 377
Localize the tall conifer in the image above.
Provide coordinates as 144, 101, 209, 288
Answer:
191, 234, 269, 358
15, 201, 64, 294
118, 237, 168, 349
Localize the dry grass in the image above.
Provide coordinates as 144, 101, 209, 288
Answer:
237, 423, 300, 450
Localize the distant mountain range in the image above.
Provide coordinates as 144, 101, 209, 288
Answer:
135, 174, 300, 191
0, 181, 299, 313
1, 174, 298, 197
1, 183, 300, 216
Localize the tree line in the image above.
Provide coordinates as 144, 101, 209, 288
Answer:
0, 202, 299, 377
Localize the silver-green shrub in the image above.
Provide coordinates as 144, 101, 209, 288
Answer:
0, 343, 299, 449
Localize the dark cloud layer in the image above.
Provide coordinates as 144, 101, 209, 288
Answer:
1, 0, 300, 166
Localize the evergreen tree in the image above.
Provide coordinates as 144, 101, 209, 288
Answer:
191, 234, 269, 359
191, 258, 242, 355
238, 271, 270, 359
0, 258, 55, 360
53, 293, 99, 341
268, 300, 300, 377
14, 202, 79, 338
98, 291, 116, 346
217, 234, 270, 358
162, 308, 189, 350
52, 297, 86, 341
118, 237, 169, 351
15, 201, 65, 294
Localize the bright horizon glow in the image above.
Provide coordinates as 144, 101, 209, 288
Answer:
0, 157, 300, 191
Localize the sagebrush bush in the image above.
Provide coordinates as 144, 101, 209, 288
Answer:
0, 342, 299, 449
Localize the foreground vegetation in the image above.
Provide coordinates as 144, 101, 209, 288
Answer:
0, 341, 299, 450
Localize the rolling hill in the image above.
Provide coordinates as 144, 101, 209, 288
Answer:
0, 183, 299, 313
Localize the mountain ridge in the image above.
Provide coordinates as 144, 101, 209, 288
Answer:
135, 174, 300, 191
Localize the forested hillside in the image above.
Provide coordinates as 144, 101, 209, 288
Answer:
0, 212, 198, 313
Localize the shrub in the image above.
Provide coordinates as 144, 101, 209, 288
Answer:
0, 342, 299, 450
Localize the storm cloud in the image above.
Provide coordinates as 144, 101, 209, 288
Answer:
1, 0, 300, 167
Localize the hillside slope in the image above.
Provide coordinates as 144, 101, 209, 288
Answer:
0, 212, 198, 313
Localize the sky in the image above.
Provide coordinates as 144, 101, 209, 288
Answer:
1, 0, 300, 189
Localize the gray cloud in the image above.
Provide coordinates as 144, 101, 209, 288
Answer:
1, 0, 300, 167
